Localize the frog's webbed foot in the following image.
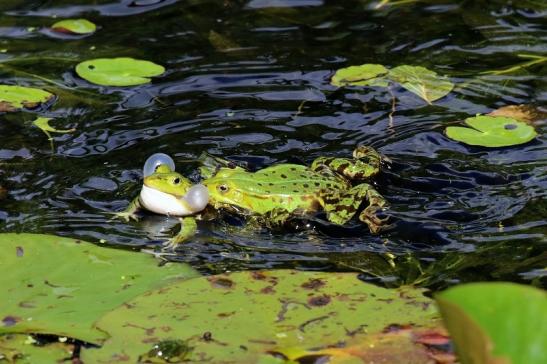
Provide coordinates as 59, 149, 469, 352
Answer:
358, 186, 389, 233
109, 196, 142, 222
161, 216, 198, 251
311, 146, 382, 181
322, 183, 389, 233
109, 211, 140, 222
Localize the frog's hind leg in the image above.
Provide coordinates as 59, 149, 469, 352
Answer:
321, 183, 388, 233
311, 146, 382, 181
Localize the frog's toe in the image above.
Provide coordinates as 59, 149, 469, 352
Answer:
162, 237, 185, 252
109, 211, 139, 222
141, 248, 177, 259
360, 205, 390, 233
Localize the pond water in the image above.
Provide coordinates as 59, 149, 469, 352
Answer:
0, 0, 545, 290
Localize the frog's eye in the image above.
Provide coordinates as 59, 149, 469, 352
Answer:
217, 184, 229, 193
143, 153, 175, 177
173, 177, 181, 185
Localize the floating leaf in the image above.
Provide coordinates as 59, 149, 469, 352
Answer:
82, 270, 439, 362
0, 334, 75, 364
269, 327, 455, 364
388, 65, 454, 103
331, 64, 389, 87
0, 233, 198, 344
445, 115, 537, 147
51, 19, 96, 35
488, 104, 546, 124
436, 283, 547, 364
75, 57, 165, 86
0, 85, 54, 112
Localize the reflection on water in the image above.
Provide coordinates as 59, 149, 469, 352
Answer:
0, 0, 545, 289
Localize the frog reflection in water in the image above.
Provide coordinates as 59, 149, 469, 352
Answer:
117, 146, 389, 250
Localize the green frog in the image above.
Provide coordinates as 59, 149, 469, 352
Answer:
117, 146, 388, 250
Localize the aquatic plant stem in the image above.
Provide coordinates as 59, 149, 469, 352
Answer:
480, 54, 547, 76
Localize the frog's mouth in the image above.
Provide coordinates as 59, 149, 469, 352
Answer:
139, 184, 209, 216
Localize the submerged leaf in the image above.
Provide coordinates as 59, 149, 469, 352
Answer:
436, 283, 547, 364
75, 57, 165, 86
82, 270, 439, 363
0, 85, 54, 112
331, 64, 389, 87
33, 117, 75, 134
445, 115, 537, 147
388, 65, 454, 103
0, 233, 198, 344
51, 19, 96, 35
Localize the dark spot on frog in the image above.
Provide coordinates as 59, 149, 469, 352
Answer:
208, 277, 234, 289
257, 182, 263, 186
2, 316, 21, 327
269, 183, 274, 186
303, 183, 309, 188
290, 167, 297, 171
218, 311, 235, 318
308, 295, 331, 307
301, 278, 325, 290
315, 182, 320, 187
251, 271, 267, 280
281, 174, 287, 178
202, 331, 212, 341
16, 246, 23, 257
261, 286, 275, 294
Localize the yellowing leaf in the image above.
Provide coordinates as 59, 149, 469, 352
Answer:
331, 64, 389, 87
51, 19, 96, 35
388, 65, 454, 103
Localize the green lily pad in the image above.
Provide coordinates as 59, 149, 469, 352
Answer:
82, 270, 439, 363
331, 64, 389, 87
445, 115, 537, 147
0, 334, 75, 364
75, 57, 165, 86
51, 19, 96, 35
0, 233, 198, 344
0, 85, 54, 112
436, 283, 547, 364
388, 65, 454, 103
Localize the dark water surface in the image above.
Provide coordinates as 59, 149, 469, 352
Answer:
0, 0, 545, 289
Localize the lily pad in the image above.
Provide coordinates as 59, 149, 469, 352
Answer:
436, 283, 547, 364
388, 65, 454, 103
0, 334, 75, 364
268, 327, 454, 364
445, 115, 537, 147
75, 57, 165, 86
0, 85, 54, 112
0, 233, 198, 344
82, 270, 439, 363
51, 19, 96, 35
331, 64, 389, 87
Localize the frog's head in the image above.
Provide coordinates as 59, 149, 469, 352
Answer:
139, 154, 209, 216
202, 169, 254, 211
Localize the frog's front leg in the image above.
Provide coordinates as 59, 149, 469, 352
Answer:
162, 216, 198, 251
322, 183, 388, 233
111, 196, 142, 222
311, 146, 382, 180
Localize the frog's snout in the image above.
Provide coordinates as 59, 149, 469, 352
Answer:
182, 184, 209, 212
